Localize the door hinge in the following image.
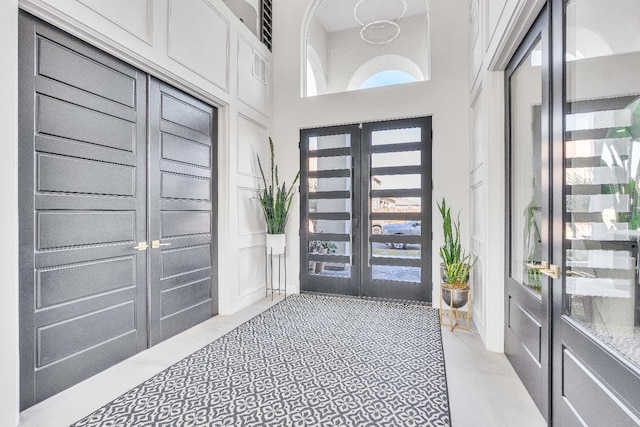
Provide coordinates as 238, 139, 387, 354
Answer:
298, 141, 301, 149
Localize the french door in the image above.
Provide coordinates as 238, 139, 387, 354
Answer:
300, 117, 432, 302
551, 0, 640, 424
506, 1, 640, 424
505, 7, 551, 421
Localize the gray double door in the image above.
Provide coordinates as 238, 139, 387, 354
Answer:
18, 13, 217, 408
300, 118, 433, 302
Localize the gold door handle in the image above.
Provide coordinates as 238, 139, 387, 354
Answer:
539, 264, 561, 280
133, 241, 148, 251
151, 240, 171, 249
526, 261, 548, 271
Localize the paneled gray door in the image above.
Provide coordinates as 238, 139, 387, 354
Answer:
148, 78, 217, 345
18, 14, 149, 407
19, 13, 217, 408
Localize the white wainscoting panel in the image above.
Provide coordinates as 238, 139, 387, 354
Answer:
471, 87, 484, 172
237, 186, 266, 236
167, 0, 229, 91
471, 181, 485, 328
238, 114, 268, 178
78, 0, 152, 44
470, 0, 482, 83
237, 35, 269, 115
237, 244, 266, 297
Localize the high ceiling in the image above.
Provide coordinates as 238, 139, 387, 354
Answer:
315, 0, 428, 33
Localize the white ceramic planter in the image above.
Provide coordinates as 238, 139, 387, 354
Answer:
266, 233, 286, 255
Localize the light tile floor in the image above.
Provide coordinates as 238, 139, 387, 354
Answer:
18, 295, 546, 427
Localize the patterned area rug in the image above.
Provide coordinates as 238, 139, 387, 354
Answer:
73, 295, 450, 426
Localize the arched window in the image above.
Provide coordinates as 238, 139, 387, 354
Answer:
303, 0, 430, 97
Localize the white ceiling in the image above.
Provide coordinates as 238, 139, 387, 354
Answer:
315, 0, 427, 33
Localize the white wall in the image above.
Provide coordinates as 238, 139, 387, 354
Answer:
3, 0, 272, 422
271, 0, 471, 303
0, 2, 19, 425
468, 0, 546, 351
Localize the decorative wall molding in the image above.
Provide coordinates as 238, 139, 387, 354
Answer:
237, 244, 266, 297
167, 0, 230, 92
471, 181, 484, 242
487, 0, 546, 71
484, 0, 507, 55
78, 0, 153, 45
237, 185, 266, 236
470, 85, 484, 174
237, 34, 270, 116
470, 0, 480, 50
19, 0, 231, 110
237, 113, 268, 178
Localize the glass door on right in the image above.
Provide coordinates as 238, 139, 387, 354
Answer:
554, 0, 640, 424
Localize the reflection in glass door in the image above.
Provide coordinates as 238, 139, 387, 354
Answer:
553, 0, 640, 423
300, 118, 432, 302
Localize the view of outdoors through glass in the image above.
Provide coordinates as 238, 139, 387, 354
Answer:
564, 0, 640, 369
307, 127, 423, 283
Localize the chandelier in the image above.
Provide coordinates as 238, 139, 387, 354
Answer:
353, 0, 407, 45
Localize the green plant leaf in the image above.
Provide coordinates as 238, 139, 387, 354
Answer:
256, 138, 299, 234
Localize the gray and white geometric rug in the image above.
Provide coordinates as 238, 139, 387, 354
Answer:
73, 294, 450, 426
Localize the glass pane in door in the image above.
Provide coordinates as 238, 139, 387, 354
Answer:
368, 128, 423, 283
564, 0, 640, 369
307, 135, 352, 279
510, 39, 544, 297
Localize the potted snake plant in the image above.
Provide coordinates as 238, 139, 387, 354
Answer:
257, 137, 300, 254
438, 198, 476, 308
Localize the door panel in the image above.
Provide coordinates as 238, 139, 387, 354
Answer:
301, 126, 361, 296
362, 118, 432, 302
505, 7, 549, 420
148, 78, 217, 346
300, 118, 432, 302
552, 0, 640, 424
19, 14, 148, 408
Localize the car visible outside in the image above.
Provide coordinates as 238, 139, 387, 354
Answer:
382, 221, 421, 249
